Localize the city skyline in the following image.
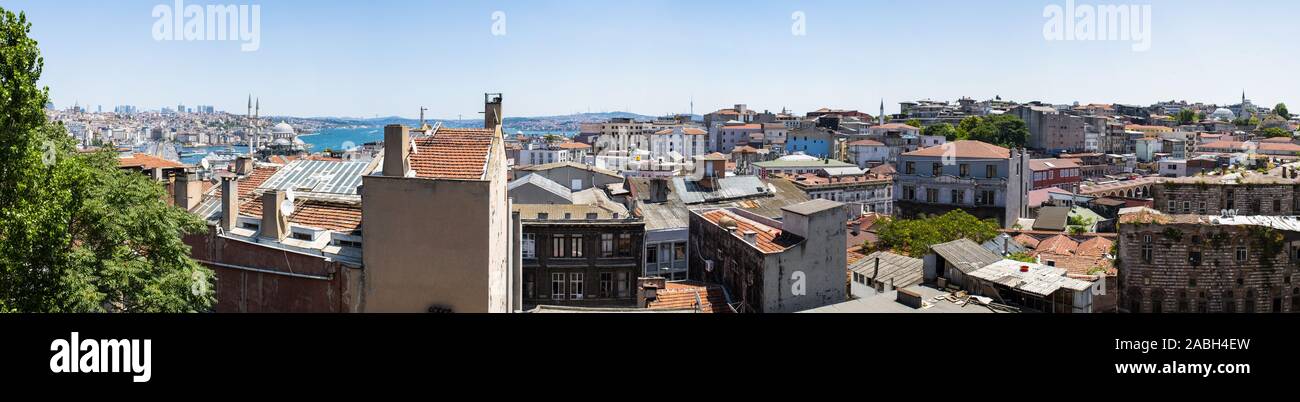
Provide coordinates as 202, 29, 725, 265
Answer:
10, 0, 1300, 118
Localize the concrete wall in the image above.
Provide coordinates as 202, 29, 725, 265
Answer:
359, 176, 494, 313
520, 166, 621, 191
508, 182, 571, 205
764, 206, 848, 313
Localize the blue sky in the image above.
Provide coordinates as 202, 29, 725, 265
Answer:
4, 0, 1298, 118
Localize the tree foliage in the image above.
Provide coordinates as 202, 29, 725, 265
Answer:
1276, 103, 1289, 120
1259, 127, 1292, 138
921, 123, 961, 141
874, 210, 1001, 257
0, 8, 214, 312
1176, 109, 1198, 125
963, 114, 1031, 149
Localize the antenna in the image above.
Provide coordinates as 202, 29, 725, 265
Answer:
420, 106, 428, 128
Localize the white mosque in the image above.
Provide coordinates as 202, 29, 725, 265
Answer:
244, 96, 306, 156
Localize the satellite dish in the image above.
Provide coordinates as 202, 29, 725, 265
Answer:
200, 158, 210, 170
280, 199, 295, 217
284, 189, 296, 204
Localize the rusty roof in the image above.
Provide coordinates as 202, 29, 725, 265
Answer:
117, 153, 187, 170
646, 281, 732, 313
698, 209, 803, 253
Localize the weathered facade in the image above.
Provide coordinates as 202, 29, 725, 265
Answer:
688, 199, 849, 313
1118, 212, 1300, 313
1154, 177, 1300, 216
517, 205, 644, 308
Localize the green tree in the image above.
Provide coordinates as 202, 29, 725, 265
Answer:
968, 114, 1031, 148
1259, 127, 1292, 138
1176, 109, 1197, 125
904, 118, 923, 129
922, 123, 961, 141
0, 8, 213, 312
875, 210, 1001, 257
1276, 103, 1289, 119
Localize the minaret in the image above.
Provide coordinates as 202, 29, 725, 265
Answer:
255, 98, 260, 120
879, 99, 885, 125
247, 94, 252, 118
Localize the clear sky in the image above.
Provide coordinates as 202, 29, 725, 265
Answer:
5, 0, 1298, 119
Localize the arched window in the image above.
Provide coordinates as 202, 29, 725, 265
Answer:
1151, 289, 1165, 314
1127, 287, 1144, 313
1245, 289, 1256, 313
1223, 290, 1236, 313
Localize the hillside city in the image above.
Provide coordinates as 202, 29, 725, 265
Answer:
49, 91, 1300, 313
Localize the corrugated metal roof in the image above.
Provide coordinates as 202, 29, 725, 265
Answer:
850, 251, 924, 289
508, 173, 573, 203
259, 160, 370, 196
930, 239, 1002, 273
629, 177, 811, 232
968, 260, 1093, 297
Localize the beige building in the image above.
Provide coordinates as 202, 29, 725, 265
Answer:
358, 94, 517, 313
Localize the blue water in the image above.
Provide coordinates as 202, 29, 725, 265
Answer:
301, 126, 575, 153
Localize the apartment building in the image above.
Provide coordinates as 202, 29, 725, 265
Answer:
894, 140, 1031, 227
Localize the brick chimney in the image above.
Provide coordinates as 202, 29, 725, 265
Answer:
637, 277, 668, 308
259, 190, 289, 241
383, 124, 410, 177
174, 170, 202, 211
220, 175, 239, 232
485, 93, 503, 130
234, 156, 254, 176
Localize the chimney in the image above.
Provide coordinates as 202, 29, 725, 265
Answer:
896, 287, 923, 309
174, 170, 202, 211
485, 93, 504, 130
742, 230, 758, 245
649, 178, 669, 203
637, 277, 668, 308
220, 175, 239, 232
234, 156, 254, 176
383, 124, 410, 177
259, 190, 289, 241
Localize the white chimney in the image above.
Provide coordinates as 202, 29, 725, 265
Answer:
383, 124, 410, 177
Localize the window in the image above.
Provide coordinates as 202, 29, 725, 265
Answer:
674, 242, 687, 262
617, 272, 630, 297
551, 273, 565, 300
570, 234, 583, 257
569, 273, 584, 300
959, 164, 969, 177
1141, 234, 1153, 263
524, 273, 536, 299
903, 186, 916, 201
905, 161, 915, 175
553, 235, 565, 258
931, 163, 942, 176
1236, 242, 1248, 262
522, 233, 536, 259
1182, 202, 1190, 213
570, 179, 583, 191
599, 272, 612, 298
601, 234, 614, 257
951, 189, 963, 204
291, 232, 314, 241
646, 244, 659, 265
1275, 199, 1283, 213
1189, 250, 1202, 266
925, 188, 938, 203
617, 234, 633, 257
986, 165, 997, 178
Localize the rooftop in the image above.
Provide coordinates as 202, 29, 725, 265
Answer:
645, 281, 732, 313
801, 285, 1001, 313
408, 127, 496, 180
902, 140, 1010, 159
929, 239, 1002, 274
697, 209, 803, 253
967, 260, 1094, 297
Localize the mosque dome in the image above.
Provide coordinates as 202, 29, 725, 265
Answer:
1211, 108, 1236, 121
271, 121, 296, 135
272, 138, 292, 146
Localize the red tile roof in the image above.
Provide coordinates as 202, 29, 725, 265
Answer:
118, 153, 186, 170
646, 281, 731, 313
214, 166, 282, 201
699, 209, 802, 253
872, 123, 919, 130
1076, 236, 1114, 257
409, 128, 496, 180
902, 140, 1009, 159
554, 142, 591, 150
239, 199, 363, 233
848, 139, 885, 147
1035, 235, 1079, 255
1013, 234, 1041, 249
